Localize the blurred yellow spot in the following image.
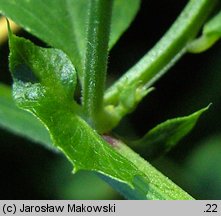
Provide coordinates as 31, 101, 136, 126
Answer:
0, 17, 20, 45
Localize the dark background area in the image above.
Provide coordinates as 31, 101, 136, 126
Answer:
1, 0, 221, 199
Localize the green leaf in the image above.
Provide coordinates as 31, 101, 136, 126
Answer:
131, 106, 209, 160
9, 33, 142, 194
9, 32, 79, 107
8, 34, 193, 200
0, 0, 140, 80
0, 83, 53, 149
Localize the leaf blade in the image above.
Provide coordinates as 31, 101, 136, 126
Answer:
9, 33, 142, 186
0, 83, 53, 149
131, 106, 209, 160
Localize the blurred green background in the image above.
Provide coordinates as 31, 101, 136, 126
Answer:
1, 0, 221, 199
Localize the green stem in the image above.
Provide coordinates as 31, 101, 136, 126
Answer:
101, 137, 194, 200
83, 0, 113, 128
104, 0, 218, 106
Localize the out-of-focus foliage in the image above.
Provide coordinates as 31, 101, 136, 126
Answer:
184, 135, 221, 199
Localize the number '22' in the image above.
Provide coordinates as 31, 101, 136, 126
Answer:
205, 204, 218, 212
